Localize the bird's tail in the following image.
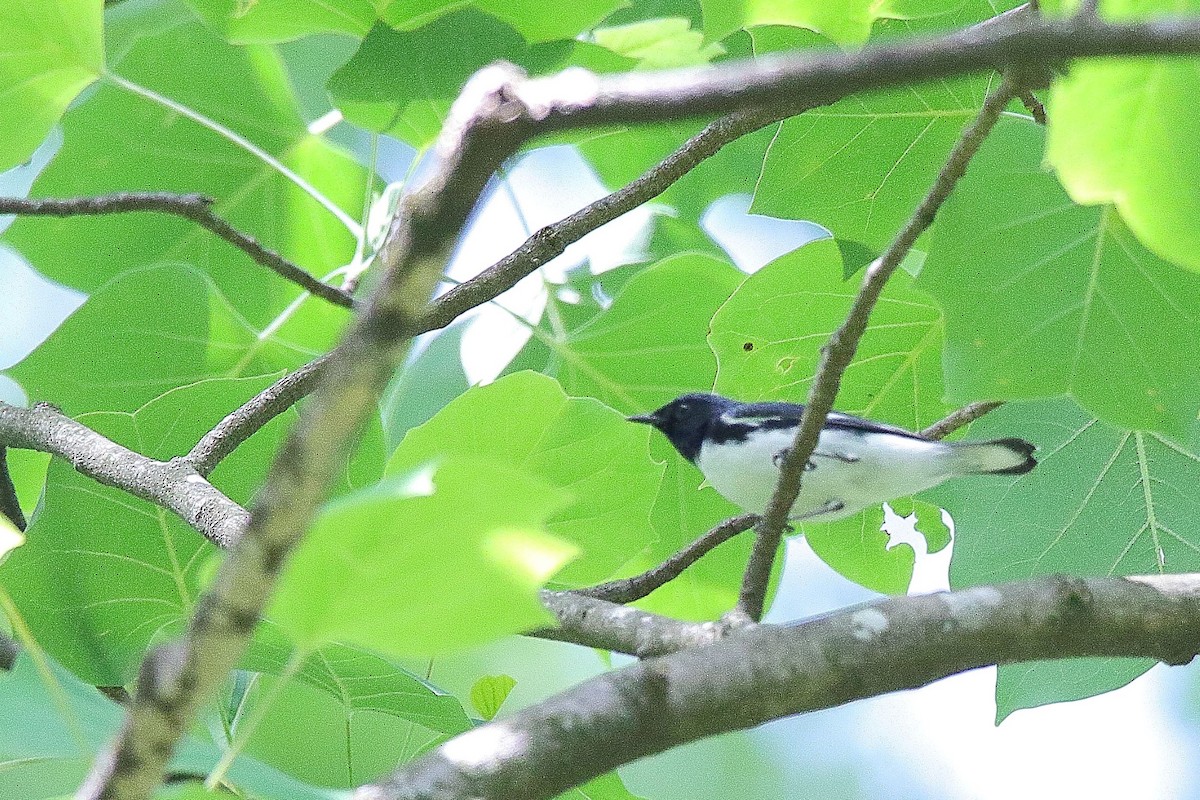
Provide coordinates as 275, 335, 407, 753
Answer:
949, 437, 1037, 475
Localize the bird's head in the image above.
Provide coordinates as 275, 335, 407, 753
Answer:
628, 393, 733, 462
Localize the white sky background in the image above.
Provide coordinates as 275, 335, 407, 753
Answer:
2, 133, 1198, 799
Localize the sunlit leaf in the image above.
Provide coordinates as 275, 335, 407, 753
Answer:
269, 459, 577, 656
386, 371, 663, 585
1046, 0, 1200, 273
0, 0, 103, 171
919, 120, 1200, 438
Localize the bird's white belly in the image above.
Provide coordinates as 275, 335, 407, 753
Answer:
696, 426, 959, 521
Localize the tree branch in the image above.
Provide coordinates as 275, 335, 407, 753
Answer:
0, 446, 26, 531
573, 514, 760, 605
920, 401, 1006, 440
0, 402, 246, 547
360, 573, 1200, 800
185, 355, 332, 477
531, 591, 725, 658
0, 194, 356, 310
737, 75, 1020, 621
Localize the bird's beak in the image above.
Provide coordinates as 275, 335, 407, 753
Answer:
627, 413, 657, 425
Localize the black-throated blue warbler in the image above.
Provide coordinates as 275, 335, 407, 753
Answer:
629, 393, 1035, 522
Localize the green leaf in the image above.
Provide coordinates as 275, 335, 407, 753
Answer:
555, 771, 648, 800
469, 674, 517, 720
593, 18, 724, 68
0, 645, 342, 800
8, 266, 317, 415
926, 397, 1200, 714
328, 13, 526, 148
918, 119, 1200, 438
268, 458, 577, 656
185, 0, 377, 42
549, 253, 744, 414
0, 375, 282, 685
242, 622, 472, 735
710, 239, 949, 431
382, 0, 628, 42
3, 19, 365, 341
803, 505, 914, 595
235, 672, 449, 788
3, 449, 50, 521
381, 322, 470, 450
0, 0, 103, 171
701, 0, 962, 47
1046, 0, 1200, 273
386, 371, 664, 585
994, 657, 1154, 724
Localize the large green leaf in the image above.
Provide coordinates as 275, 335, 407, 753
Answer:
700, 0, 960, 45
0, 647, 341, 800
0, 0, 103, 171
592, 17, 724, 67
3, 19, 364, 343
749, 3, 1017, 259
186, 0, 378, 42
268, 458, 577, 656
926, 397, 1200, 716
1046, 0, 1200, 274
7, 266, 315, 415
243, 622, 472, 735
918, 120, 1200, 438
548, 253, 744, 415
710, 239, 948, 430
0, 375, 280, 685
386, 371, 664, 585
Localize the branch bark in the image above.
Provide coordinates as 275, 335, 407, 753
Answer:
0, 194, 356, 309
361, 573, 1200, 800
0, 402, 246, 547
0, 446, 26, 531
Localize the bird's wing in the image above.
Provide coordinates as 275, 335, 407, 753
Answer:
728, 401, 930, 441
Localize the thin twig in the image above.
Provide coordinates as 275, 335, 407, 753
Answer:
186, 355, 331, 477
0, 632, 18, 671
0, 447, 27, 532
737, 76, 1022, 621
0, 194, 356, 309
1017, 89, 1047, 123
573, 514, 759, 605
920, 401, 1005, 440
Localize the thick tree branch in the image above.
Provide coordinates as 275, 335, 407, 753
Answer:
574, 514, 760, 605
0, 402, 246, 547
737, 76, 1020, 621
0, 446, 26, 531
361, 573, 1200, 800
0, 194, 356, 309
532, 591, 725, 658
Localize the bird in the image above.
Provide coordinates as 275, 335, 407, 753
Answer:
628, 393, 1035, 523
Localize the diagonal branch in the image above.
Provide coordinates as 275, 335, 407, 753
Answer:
0, 402, 246, 547
0, 194, 356, 309
360, 573, 1200, 800
573, 514, 760, 605
736, 75, 1021, 621
920, 400, 1006, 440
